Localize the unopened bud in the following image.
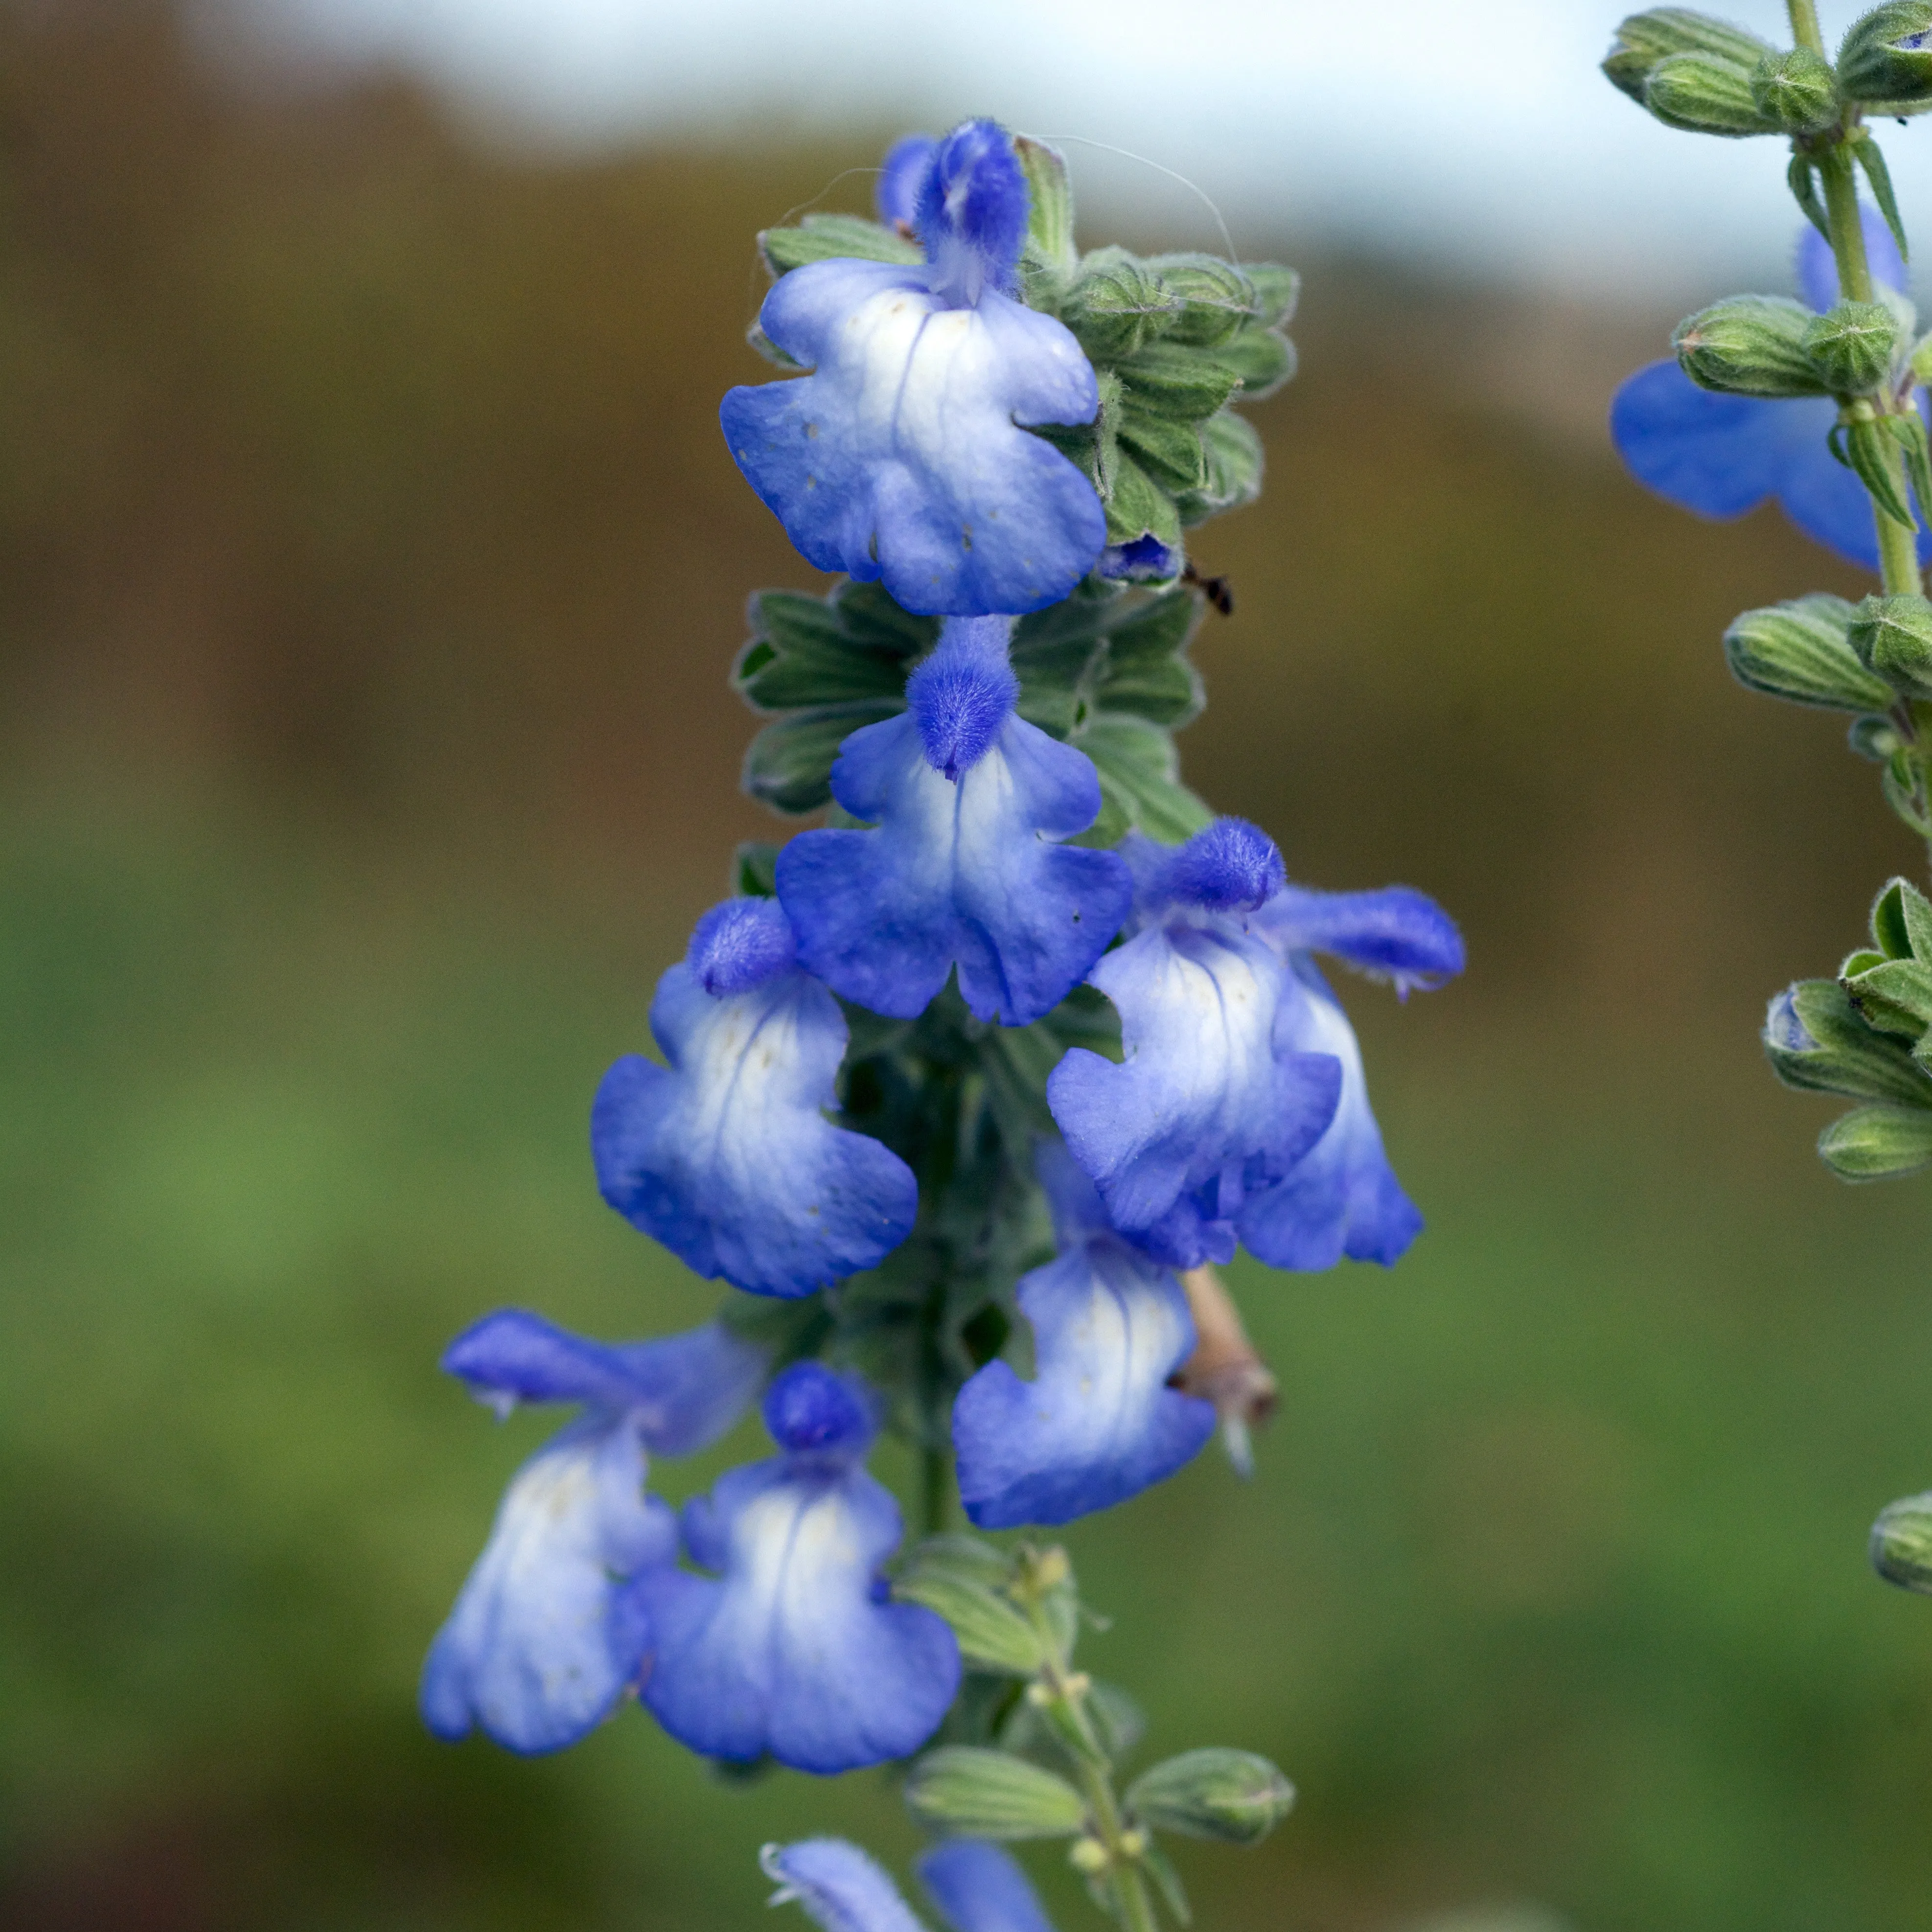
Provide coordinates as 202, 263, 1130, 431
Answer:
1751, 46, 1842, 132
903, 1748, 1088, 1840
1849, 593, 1932, 697
1871, 1490, 1932, 1592
1125, 1748, 1296, 1846
1674, 296, 1827, 397
1805, 300, 1900, 392
1604, 8, 1775, 103
1645, 51, 1784, 134
1839, 1, 1932, 113
1724, 594, 1892, 710
1816, 1100, 1932, 1177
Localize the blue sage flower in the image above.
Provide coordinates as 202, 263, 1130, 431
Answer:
953, 1144, 1215, 1527
1611, 211, 1931, 572
1240, 881, 1463, 1269
721, 120, 1106, 616
592, 897, 918, 1297
919, 1841, 1058, 1932
764, 1840, 929, 1932
776, 618, 1131, 1025
761, 1838, 1056, 1932
634, 1362, 961, 1773
420, 1312, 764, 1755
875, 135, 937, 234
1046, 821, 1344, 1267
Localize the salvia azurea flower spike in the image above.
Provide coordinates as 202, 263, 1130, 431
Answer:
421, 117, 1463, 1929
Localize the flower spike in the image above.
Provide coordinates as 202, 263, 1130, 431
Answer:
420, 1314, 763, 1756
592, 897, 918, 1297
721, 121, 1106, 615
634, 1363, 961, 1773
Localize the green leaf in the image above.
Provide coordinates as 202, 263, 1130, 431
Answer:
1090, 590, 1204, 727
734, 841, 780, 897
1843, 954, 1932, 1038
1116, 340, 1243, 421
741, 703, 898, 814
894, 1545, 1049, 1678
759, 212, 922, 276
904, 1748, 1089, 1840
1788, 152, 1830, 241
1077, 714, 1212, 843
1177, 411, 1265, 525
1817, 1102, 1932, 1178
1015, 136, 1078, 290
1125, 1748, 1296, 1845
1138, 1841, 1191, 1926
1722, 594, 1893, 710
1855, 134, 1911, 263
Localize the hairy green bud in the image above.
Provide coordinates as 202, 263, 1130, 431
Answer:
1603, 8, 1776, 102
1840, 1, 1932, 113
1804, 299, 1900, 391
1849, 592, 1932, 696
1817, 1101, 1932, 1175
1124, 1748, 1296, 1845
1646, 50, 1786, 133
1674, 296, 1828, 397
904, 1748, 1089, 1840
1751, 46, 1842, 132
1764, 978, 1932, 1107
893, 1537, 1050, 1677
1724, 593, 1894, 709
1871, 1490, 1932, 1592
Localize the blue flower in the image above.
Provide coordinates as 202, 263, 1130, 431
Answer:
420, 1312, 764, 1755
953, 1144, 1215, 1527
633, 1362, 961, 1773
1610, 210, 1931, 573
776, 619, 1132, 1025
760, 1839, 1058, 1932
919, 1841, 1058, 1932
1240, 880, 1463, 1270
592, 897, 918, 1298
721, 120, 1106, 616
876, 135, 937, 235
764, 1840, 929, 1932
1046, 821, 1344, 1267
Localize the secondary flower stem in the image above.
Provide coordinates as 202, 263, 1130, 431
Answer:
1787, 0, 1827, 63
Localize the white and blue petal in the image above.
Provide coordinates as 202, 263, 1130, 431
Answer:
918, 1841, 1058, 1932
420, 1411, 676, 1754
442, 1309, 764, 1451
777, 630, 1131, 1024
719, 258, 1104, 616
1047, 916, 1341, 1267
592, 913, 917, 1298
766, 1840, 929, 1932
1237, 959, 1422, 1271
635, 1365, 960, 1773
953, 1219, 1215, 1528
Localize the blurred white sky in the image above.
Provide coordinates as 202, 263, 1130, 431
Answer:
238, 0, 1932, 296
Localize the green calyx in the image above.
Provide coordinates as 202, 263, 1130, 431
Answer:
1871, 1491, 1932, 1592
1839, 0, 1932, 114
1803, 299, 1900, 392
1848, 593, 1932, 697
1673, 296, 1827, 396
1751, 46, 1842, 133
733, 576, 1211, 842
1125, 1749, 1296, 1846
1723, 594, 1895, 710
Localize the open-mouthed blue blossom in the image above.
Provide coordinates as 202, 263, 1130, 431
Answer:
1611, 210, 1932, 573
954, 1144, 1215, 1527
632, 1362, 960, 1773
765, 1840, 929, 1932
1047, 823, 1343, 1267
919, 1841, 1058, 1932
721, 121, 1105, 616
776, 619, 1131, 1025
421, 1313, 764, 1756
592, 897, 918, 1297
1241, 876, 1461, 1268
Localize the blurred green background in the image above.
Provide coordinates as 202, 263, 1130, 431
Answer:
2, 4, 1931, 1929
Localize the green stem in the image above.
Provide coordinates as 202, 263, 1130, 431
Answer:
1787, 0, 1826, 61
920, 1445, 950, 1536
